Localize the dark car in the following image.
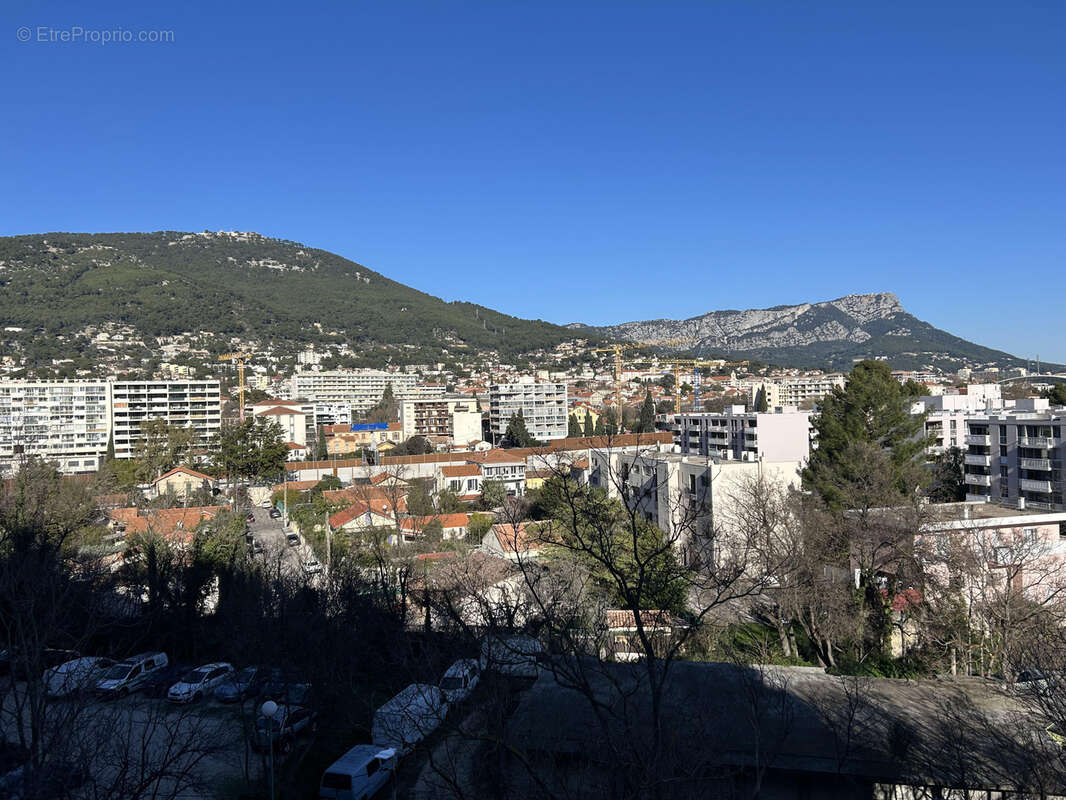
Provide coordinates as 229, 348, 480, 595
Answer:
246, 512, 256, 523
260, 670, 313, 705
139, 662, 189, 699
269, 508, 282, 519
286, 532, 300, 547
215, 665, 268, 702
252, 704, 318, 753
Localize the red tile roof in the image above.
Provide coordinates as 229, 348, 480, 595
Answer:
399, 513, 470, 532
153, 466, 215, 484
109, 506, 227, 544
329, 500, 397, 529
441, 464, 481, 478
258, 406, 301, 416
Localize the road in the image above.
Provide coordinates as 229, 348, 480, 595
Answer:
247, 506, 319, 582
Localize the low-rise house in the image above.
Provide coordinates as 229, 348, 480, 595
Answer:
107, 505, 226, 546
466, 450, 527, 497
481, 521, 547, 562
150, 467, 217, 502
328, 501, 399, 533
438, 464, 482, 497
399, 513, 471, 542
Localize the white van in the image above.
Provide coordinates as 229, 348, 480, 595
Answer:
44, 656, 115, 698
439, 658, 479, 704
371, 684, 448, 755
318, 746, 396, 800
480, 635, 544, 678
94, 651, 168, 698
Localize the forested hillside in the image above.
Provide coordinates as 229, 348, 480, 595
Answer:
0, 231, 585, 357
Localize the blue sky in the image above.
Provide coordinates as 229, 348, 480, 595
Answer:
4, 1, 1064, 361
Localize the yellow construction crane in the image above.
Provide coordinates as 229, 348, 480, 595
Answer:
592, 341, 681, 432
218, 352, 250, 420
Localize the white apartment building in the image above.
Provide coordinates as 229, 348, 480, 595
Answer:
589, 445, 801, 565
110, 380, 222, 460
912, 386, 1005, 454
400, 397, 483, 444
747, 375, 845, 408
291, 370, 419, 411
670, 405, 812, 463
963, 400, 1065, 512
0, 380, 111, 476
489, 379, 568, 442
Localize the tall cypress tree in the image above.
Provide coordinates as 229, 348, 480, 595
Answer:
638, 390, 655, 433
583, 412, 596, 437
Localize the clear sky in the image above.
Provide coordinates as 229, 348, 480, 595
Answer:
4, 1, 1064, 361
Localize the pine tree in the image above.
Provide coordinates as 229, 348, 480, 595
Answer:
803, 360, 929, 508
504, 410, 538, 448
637, 390, 655, 433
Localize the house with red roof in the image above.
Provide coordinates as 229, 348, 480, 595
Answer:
151, 466, 217, 501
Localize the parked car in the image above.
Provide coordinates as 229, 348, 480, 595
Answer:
260, 669, 313, 705
0, 648, 80, 679
43, 656, 115, 698
372, 684, 448, 755
140, 661, 190, 698
260, 498, 273, 509
286, 532, 300, 547
252, 704, 318, 753
319, 745, 397, 800
95, 652, 169, 698
246, 512, 256, 523
439, 658, 480, 704
302, 556, 323, 575
1017, 668, 1053, 696
168, 662, 234, 703
248, 538, 264, 555
269, 507, 282, 519
215, 665, 268, 702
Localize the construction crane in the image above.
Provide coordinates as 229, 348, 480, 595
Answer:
666, 359, 739, 413
218, 352, 250, 420
592, 341, 681, 432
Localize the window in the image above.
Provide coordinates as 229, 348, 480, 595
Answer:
688, 474, 696, 494
366, 759, 380, 777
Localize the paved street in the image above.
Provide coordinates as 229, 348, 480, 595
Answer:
246, 506, 319, 581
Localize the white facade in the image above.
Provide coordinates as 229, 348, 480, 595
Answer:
291, 370, 419, 411
0, 380, 111, 475
748, 375, 845, 408
670, 405, 812, 463
589, 446, 801, 564
489, 380, 568, 442
110, 380, 222, 460
912, 387, 1006, 454
400, 397, 483, 444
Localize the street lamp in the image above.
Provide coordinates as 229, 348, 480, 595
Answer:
260, 699, 278, 798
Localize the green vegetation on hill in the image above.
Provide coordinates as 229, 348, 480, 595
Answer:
0, 231, 592, 358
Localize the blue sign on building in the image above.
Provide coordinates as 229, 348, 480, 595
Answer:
350, 423, 389, 432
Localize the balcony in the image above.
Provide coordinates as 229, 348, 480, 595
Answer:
964, 473, 991, 486
965, 434, 990, 446
964, 454, 991, 467
1020, 457, 1052, 471
1019, 478, 1053, 493
1020, 437, 1055, 449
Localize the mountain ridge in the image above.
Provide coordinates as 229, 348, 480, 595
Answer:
594, 292, 1047, 372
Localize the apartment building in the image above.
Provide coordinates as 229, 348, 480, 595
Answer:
0, 380, 111, 475
912, 386, 1005, 454
251, 402, 307, 446
291, 370, 419, 411
747, 375, 845, 408
963, 400, 1065, 512
589, 446, 801, 565
489, 379, 568, 442
400, 397, 483, 445
670, 405, 812, 463
110, 380, 222, 460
